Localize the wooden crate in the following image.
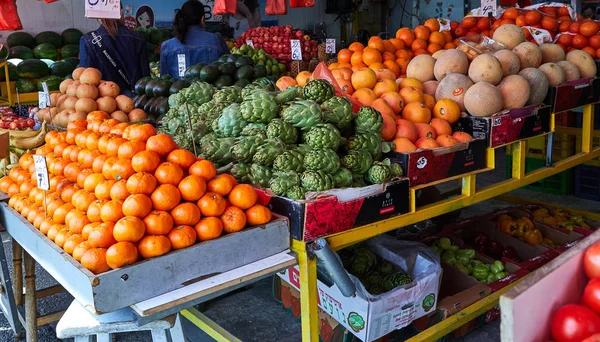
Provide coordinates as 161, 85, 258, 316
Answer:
0, 202, 291, 313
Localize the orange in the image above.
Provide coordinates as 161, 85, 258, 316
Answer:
126, 172, 157, 195
117, 141, 146, 160
295, 71, 312, 87
81, 248, 110, 274
424, 18, 440, 32
155, 162, 184, 186
348, 42, 364, 52
426, 43, 442, 55
100, 200, 124, 223
370, 98, 396, 119
413, 49, 428, 56
411, 39, 428, 52
382, 40, 396, 53
351, 68, 377, 90
63, 234, 85, 255
189, 160, 217, 181
178, 175, 207, 202
395, 49, 412, 60
337, 49, 352, 63
368, 62, 386, 71
166, 149, 197, 170
137, 235, 171, 259
228, 184, 257, 210
143, 210, 174, 235
373, 79, 398, 97
171, 202, 202, 226
350, 50, 364, 66
414, 25, 431, 40
352, 88, 377, 106
367, 36, 385, 52
197, 192, 227, 217
151, 184, 181, 211
145, 133, 178, 157
433, 98, 461, 125
122, 194, 153, 218
400, 87, 424, 104
113, 216, 146, 242
245, 205, 272, 226
383, 60, 401, 77
380, 92, 405, 114
167, 225, 197, 250
131, 150, 161, 173
388, 38, 405, 51
221, 206, 247, 233
399, 78, 423, 90
88, 222, 117, 248
362, 48, 382, 66
106, 242, 139, 269
110, 179, 131, 200
195, 218, 225, 243
87, 199, 107, 223
337, 79, 354, 96
423, 94, 436, 111
396, 28, 415, 47
82, 222, 101, 240
395, 58, 409, 75
331, 68, 353, 81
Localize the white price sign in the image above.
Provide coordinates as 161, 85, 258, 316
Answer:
177, 54, 186, 78
325, 39, 336, 54
246, 40, 254, 48
85, 0, 121, 19
291, 39, 303, 61
480, 0, 497, 16
38, 93, 50, 109
33, 156, 49, 190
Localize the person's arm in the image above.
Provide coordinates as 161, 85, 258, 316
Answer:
159, 42, 168, 77
79, 37, 89, 67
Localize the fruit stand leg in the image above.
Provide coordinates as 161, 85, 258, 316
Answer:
24, 252, 36, 342
12, 240, 22, 307
297, 246, 319, 341
181, 308, 241, 342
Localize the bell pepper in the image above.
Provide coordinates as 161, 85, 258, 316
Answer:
543, 216, 558, 226
487, 240, 504, 258
495, 271, 508, 279
437, 237, 452, 250
486, 273, 496, 284
472, 265, 489, 282
441, 250, 456, 265
542, 238, 556, 248
456, 254, 471, 266
473, 233, 489, 253
524, 228, 543, 246
517, 217, 534, 230
490, 260, 505, 274
449, 245, 459, 251
497, 214, 513, 225
431, 246, 442, 254
558, 221, 576, 231
500, 219, 518, 236
471, 259, 485, 268
456, 249, 475, 259
455, 264, 470, 274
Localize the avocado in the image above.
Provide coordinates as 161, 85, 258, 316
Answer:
184, 63, 205, 78
214, 75, 233, 89
234, 79, 250, 88
199, 65, 220, 83
218, 62, 237, 76
235, 56, 254, 68
218, 54, 230, 62
235, 65, 254, 81
227, 54, 242, 63
253, 64, 267, 78
169, 79, 190, 94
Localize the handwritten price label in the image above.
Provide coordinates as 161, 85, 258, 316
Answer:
246, 40, 254, 48
85, 0, 121, 19
33, 156, 49, 190
325, 39, 336, 54
177, 54, 186, 78
291, 40, 303, 61
480, 0, 496, 16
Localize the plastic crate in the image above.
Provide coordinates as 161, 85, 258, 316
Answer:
574, 106, 600, 130
555, 111, 576, 127
574, 135, 600, 167
505, 155, 573, 195
506, 134, 576, 161
574, 165, 600, 201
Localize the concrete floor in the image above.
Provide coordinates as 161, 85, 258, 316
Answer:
0, 148, 597, 342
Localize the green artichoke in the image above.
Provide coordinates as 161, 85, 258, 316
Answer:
213, 86, 242, 106
342, 150, 373, 174
249, 163, 273, 188
363, 272, 384, 293
266, 119, 298, 144
199, 137, 235, 166
286, 185, 305, 200
184, 81, 215, 106
378, 261, 395, 275
231, 135, 264, 163
303, 148, 340, 174
240, 124, 267, 139
273, 149, 305, 172
345, 131, 394, 160
366, 160, 391, 184
355, 106, 383, 133
252, 138, 287, 166
301, 170, 333, 192
303, 79, 335, 104
240, 91, 278, 124
332, 168, 353, 188
230, 163, 251, 183
212, 103, 248, 138
302, 123, 342, 150
321, 96, 353, 130
280, 100, 323, 130
352, 174, 366, 188
269, 171, 301, 196
390, 163, 403, 178
382, 272, 413, 291
198, 100, 227, 124
350, 247, 377, 277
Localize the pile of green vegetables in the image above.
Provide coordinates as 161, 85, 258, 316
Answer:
432, 238, 508, 285
229, 45, 287, 78
339, 244, 413, 295
161, 77, 401, 200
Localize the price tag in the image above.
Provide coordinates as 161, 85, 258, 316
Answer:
438, 18, 451, 31
325, 39, 336, 54
33, 156, 49, 191
177, 54, 186, 78
85, 0, 121, 19
480, 0, 496, 16
291, 39, 303, 61
246, 40, 254, 48
38, 92, 50, 109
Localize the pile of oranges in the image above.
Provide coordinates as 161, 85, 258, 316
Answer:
1, 113, 272, 274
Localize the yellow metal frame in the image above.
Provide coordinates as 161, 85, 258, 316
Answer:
290, 103, 600, 341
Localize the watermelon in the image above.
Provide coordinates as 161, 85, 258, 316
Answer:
7, 59, 23, 66
15, 79, 37, 93
8, 46, 34, 60
7, 32, 36, 49
135, 77, 151, 95
61, 28, 83, 45
40, 59, 55, 67
50, 61, 74, 78
60, 44, 79, 58
0, 63, 18, 82
169, 80, 190, 94
17, 59, 50, 79
35, 31, 63, 48
0, 45, 7, 63
37, 75, 62, 91
61, 57, 79, 68
34, 44, 58, 60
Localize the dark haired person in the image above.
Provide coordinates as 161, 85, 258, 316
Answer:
79, 17, 150, 96
160, 0, 228, 79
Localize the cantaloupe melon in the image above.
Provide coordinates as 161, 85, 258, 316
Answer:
432, 50, 446, 59
539, 44, 565, 63
434, 73, 474, 112
538, 63, 566, 86
464, 82, 503, 117
556, 60, 581, 81
492, 24, 526, 50
493, 50, 521, 77
422, 80, 439, 96
513, 42, 542, 70
433, 49, 469, 81
496, 75, 530, 110
406, 55, 436, 83
468, 54, 503, 85
518, 68, 549, 105
565, 50, 597, 79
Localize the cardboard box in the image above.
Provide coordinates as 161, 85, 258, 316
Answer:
272, 276, 359, 342
386, 139, 488, 187
0, 132, 9, 159
257, 178, 410, 241
543, 77, 600, 113
500, 229, 600, 342
454, 105, 551, 148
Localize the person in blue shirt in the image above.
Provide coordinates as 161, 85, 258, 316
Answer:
160, 0, 228, 79
79, 18, 149, 96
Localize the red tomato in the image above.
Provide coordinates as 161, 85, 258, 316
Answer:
583, 333, 600, 342
585, 243, 600, 279
584, 279, 600, 314
551, 304, 600, 342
